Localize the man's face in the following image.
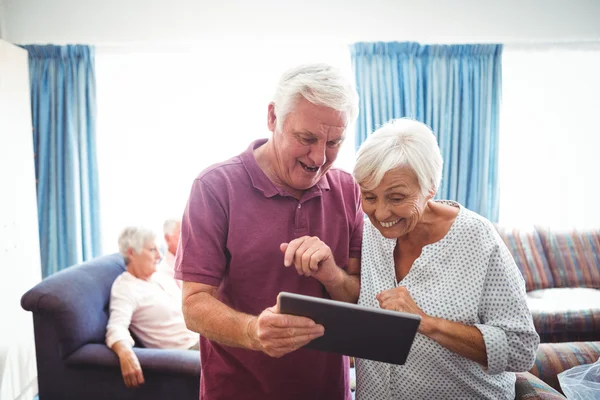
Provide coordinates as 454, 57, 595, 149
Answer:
268, 97, 347, 192
164, 222, 181, 255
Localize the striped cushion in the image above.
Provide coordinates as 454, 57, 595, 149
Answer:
496, 227, 554, 291
530, 341, 600, 394
527, 288, 600, 342
537, 228, 600, 289
515, 372, 566, 399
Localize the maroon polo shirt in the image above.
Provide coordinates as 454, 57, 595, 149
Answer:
175, 139, 363, 400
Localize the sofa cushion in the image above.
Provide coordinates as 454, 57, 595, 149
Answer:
537, 228, 600, 289
530, 341, 600, 394
527, 288, 600, 342
497, 227, 554, 291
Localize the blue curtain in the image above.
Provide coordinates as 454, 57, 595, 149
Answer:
20, 45, 101, 277
351, 42, 502, 221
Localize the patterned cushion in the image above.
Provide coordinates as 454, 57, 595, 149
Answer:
496, 227, 554, 291
530, 341, 600, 394
537, 228, 600, 289
515, 372, 566, 399
527, 288, 600, 343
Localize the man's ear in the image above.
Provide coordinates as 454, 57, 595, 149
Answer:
267, 103, 277, 133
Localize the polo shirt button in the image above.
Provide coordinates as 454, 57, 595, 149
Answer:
298, 204, 302, 209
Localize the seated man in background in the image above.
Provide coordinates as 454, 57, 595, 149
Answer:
106, 226, 198, 389
156, 218, 182, 289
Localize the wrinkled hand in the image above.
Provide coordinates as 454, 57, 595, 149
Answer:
118, 351, 144, 388
280, 236, 341, 286
248, 300, 325, 358
377, 286, 427, 319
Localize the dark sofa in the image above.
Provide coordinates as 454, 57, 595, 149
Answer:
21, 253, 200, 400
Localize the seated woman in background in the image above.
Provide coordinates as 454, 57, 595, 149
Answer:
353, 119, 539, 400
106, 226, 198, 389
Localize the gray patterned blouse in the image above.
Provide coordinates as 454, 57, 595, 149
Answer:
356, 201, 539, 400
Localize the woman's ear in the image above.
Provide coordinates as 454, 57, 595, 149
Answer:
427, 187, 437, 201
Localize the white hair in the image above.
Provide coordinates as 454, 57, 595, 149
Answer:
353, 118, 443, 196
162, 218, 181, 236
117, 226, 156, 263
272, 63, 359, 132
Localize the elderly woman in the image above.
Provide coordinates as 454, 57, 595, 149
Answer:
352, 119, 539, 399
106, 226, 198, 389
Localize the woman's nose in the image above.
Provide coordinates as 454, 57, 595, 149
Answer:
374, 203, 391, 221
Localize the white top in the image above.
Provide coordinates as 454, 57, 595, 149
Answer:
356, 201, 539, 400
155, 250, 182, 289
106, 271, 197, 350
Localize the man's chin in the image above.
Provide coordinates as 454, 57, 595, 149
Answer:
293, 176, 322, 191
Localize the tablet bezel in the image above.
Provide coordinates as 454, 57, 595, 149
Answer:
278, 291, 421, 365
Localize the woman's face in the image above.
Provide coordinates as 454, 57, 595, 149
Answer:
128, 239, 161, 280
360, 167, 430, 239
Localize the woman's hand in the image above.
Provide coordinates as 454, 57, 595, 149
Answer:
378, 287, 489, 366
118, 350, 144, 388
111, 340, 144, 388
377, 286, 428, 321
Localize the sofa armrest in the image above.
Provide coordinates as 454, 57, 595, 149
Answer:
65, 343, 200, 376
530, 341, 600, 394
516, 372, 566, 399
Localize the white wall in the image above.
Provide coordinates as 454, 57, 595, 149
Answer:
0, 39, 40, 400
3, 0, 600, 45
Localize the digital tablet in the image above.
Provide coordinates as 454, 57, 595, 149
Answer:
278, 291, 421, 365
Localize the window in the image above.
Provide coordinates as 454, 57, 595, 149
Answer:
498, 44, 600, 229
95, 42, 355, 252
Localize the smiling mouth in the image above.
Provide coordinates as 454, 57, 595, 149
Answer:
380, 219, 401, 228
299, 161, 319, 173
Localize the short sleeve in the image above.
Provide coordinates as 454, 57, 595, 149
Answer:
174, 178, 229, 287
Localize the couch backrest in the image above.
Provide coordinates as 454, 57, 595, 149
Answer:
537, 228, 600, 289
21, 253, 126, 358
496, 227, 555, 291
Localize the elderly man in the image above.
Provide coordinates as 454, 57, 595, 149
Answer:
155, 218, 182, 289
175, 63, 363, 400
106, 226, 198, 389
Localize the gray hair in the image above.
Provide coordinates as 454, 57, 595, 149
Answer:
272, 63, 359, 132
162, 218, 181, 235
353, 118, 443, 196
118, 226, 156, 263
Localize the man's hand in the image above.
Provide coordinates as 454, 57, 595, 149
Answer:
247, 299, 324, 358
280, 236, 342, 286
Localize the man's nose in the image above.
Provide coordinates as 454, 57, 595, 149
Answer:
308, 143, 326, 167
